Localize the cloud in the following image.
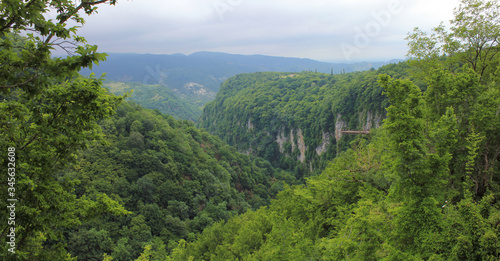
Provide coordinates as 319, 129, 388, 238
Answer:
74, 0, 462, 62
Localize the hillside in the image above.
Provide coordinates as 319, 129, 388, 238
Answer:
198, 62, 410, 179
61, 101, 297, 260
81, 52, 400, 120
104, 81, 202, 121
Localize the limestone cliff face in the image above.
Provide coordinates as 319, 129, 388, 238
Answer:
275, 128, 306, 162
360, 111, 383, 131
270, 111, 384, 169
276, 129, 287, 154
274, 126, 324, 164
290, 129, 296, 153
247, 119, 254, 130
335, 111, 383, 142
296, 129, 306, 163
236, 110, 384, 174
316, 131, 332, 156
335, 113, 347, 142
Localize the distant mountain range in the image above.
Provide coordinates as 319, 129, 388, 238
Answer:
80, 52, 403, 120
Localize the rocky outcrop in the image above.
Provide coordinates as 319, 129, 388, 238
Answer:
272, 111, 382, 168
276, 129, 287, 153
296, 129, 306, 163
360, 111, 383, 131
275, 128, 306, 162
316, 131, 332, 156
336, 111, 383, 142
335, 113, 347, 142
247, 119, 254, 130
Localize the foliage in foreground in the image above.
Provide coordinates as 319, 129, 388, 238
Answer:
0, 0, 127, 260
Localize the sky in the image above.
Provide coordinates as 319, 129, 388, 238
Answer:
69, 0, 462, 62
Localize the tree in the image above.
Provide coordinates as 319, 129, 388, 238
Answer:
406, 0, 500, 82
67, 228, 114, 260
0, 0, 117, 93
0, 1, 128, 259
406, 0, 500, 199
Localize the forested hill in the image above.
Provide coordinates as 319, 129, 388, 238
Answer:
61, 100, 297, 260
104, 81, 202, 122
198, 62, 410, 179
80, 52, 399, 121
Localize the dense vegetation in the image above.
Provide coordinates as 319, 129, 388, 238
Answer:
62, 100, 295, 260
0, 0, 127, 259
1, 0, 499, 260
169, 124, 499, 260
198, 63, 409, 179
166, 0, 500, 259
104, 81, 202, 121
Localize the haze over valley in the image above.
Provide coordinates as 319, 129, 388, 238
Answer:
82, 51, 401, 120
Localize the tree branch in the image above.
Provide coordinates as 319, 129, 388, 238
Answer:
0, 0, 38, 32
44, 0, 115, 45
0, 73, 39, 89
19, 132, 40, 151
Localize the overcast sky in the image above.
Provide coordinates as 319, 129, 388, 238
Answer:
71, 0, 462, 62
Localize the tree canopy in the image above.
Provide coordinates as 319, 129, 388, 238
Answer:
406, 0, 500, 82
1, 0, 126, 259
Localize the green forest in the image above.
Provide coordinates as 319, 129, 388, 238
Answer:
62, 100, 296, 260
104, 81, 203, 121
198, 63, 409, 179
1, 0, 500, 260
